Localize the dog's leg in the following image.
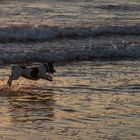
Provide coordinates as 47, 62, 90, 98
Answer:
7, 75, 12, 87
7, 71, 21, 87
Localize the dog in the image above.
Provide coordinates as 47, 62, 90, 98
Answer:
7, 62, 56, 87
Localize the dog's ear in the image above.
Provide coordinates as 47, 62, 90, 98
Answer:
47, 61, 56, 73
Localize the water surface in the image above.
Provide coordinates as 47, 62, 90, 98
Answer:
0, 61, 140, 140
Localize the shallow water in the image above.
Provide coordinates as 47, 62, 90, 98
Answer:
0, 0, 139, 27
0, 61, 140, 140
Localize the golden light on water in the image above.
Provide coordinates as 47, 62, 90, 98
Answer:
0, 62, 140, 139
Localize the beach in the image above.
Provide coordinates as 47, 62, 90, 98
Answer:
0, 0, 140, 139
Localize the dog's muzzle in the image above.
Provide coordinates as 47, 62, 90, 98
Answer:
47, 74, 53, 81
50, 69, 56, 74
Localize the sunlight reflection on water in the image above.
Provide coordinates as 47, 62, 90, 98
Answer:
0, 61, 140, 140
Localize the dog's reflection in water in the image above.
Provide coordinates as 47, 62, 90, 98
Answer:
0, 83, 56, 122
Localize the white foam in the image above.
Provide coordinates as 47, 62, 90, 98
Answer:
0, 25, 139, 42
0, 44, 140, 64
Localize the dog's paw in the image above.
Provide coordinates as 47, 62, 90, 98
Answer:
48, 77, 53, 81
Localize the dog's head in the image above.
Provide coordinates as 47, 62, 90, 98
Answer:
44, 62, 56, 74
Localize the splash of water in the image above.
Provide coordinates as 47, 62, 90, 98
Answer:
0, 79, 29, 96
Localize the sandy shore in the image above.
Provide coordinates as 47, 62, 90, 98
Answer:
0, 61, 140, 140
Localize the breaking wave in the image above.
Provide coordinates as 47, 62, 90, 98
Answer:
0, 24, 140, 64
0, 24, 140, 42
96, 4, 140, 11
1, 44, 140, 64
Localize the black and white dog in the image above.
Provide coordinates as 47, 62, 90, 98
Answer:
7, 62, 56, 87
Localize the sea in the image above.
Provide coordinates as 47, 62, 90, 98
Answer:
0, 0, 140, 140
0, 0, 140, 63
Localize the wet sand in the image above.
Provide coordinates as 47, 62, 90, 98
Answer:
0, 61, 140, 140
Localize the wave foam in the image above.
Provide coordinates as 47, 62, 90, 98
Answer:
0, 25, 140, 42
1, 44, 140, 64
